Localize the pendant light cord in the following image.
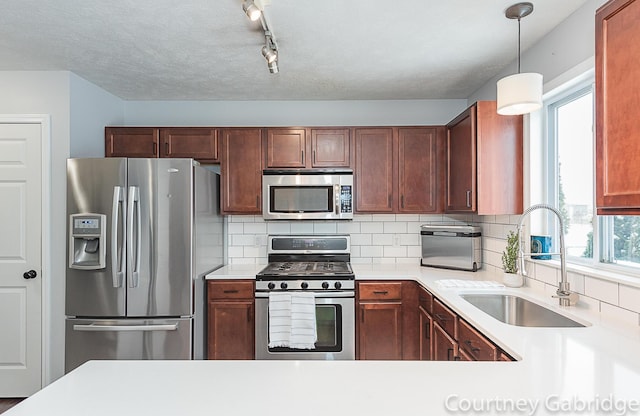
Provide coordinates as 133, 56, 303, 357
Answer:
517, 17, 521, 74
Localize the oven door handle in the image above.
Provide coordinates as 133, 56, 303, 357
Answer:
255, 291, 355, 299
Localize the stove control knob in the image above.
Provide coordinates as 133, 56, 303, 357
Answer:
301, 282, 309, 289
334, 281, 342, 290
280, 282, 288, 290
322, 281, 330, 289
267, 282, 276, 290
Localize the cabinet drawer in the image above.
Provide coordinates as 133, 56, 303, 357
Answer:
358, 282, 403, 301
458, 319, 497, 361
208, 280, 254, 300
432, 298, 457, 338
418, 286, 433, 314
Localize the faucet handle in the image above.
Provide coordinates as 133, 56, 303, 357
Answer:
552, 289, 579, 306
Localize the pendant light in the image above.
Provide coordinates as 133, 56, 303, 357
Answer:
496, 2, 543, 115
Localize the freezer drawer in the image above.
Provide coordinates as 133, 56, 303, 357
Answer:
65, 318, 192, 373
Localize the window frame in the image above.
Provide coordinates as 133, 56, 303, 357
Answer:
542, 77, 640, 275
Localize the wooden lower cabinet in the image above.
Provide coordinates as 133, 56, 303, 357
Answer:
357, 302, 403, 360
207, 280, 255, 360
433, 322, 458, 361
418, 306, 433, 360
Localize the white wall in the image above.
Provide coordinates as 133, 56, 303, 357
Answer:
123, 99, 467, 126
70, 73, 124, 157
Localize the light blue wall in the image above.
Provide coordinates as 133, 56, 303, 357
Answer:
69, 73, 124, 157
123, 99, 468, 126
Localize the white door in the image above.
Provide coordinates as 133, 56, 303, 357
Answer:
0, 122, 42, 396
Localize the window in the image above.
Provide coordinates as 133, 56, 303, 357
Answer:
545, 79, 640, 271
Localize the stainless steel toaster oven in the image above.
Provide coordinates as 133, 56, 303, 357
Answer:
420, 225, 482, 271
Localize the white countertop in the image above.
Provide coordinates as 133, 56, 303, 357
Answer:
8, 264, 640, 415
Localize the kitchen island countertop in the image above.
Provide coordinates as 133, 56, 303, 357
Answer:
8, 264, 640, 415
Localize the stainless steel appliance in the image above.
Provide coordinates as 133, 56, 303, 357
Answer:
255, 235, 355, 360
420, 224, 482, 271
262, 169, 353, 220
65, 158, 224, 372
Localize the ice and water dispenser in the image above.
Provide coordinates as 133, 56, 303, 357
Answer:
68, 213, 106, 270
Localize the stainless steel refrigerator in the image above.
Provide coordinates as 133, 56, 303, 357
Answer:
65, 158, 223, 373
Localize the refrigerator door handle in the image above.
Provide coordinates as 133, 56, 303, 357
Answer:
127, 186, 141, 288
73, 323, 178, 332
111, 186, 125, 288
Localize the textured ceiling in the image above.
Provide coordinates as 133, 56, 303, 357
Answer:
0, 0, 588, 100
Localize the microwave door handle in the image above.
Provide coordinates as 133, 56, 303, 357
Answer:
335, 184, 340, 215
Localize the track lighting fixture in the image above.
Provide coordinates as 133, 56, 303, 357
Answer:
241, 0, 280, 74
262, 32, 278, 73
496, 2, 543, 115
242, 0, 262, 21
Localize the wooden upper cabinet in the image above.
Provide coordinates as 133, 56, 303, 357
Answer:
446, 101, 523, 215
220, 128, 263, 214
596, 0, 640, 214
106, 127, 218, 162
160, 128, 218, 162
105, 127, 159, 158
354, 128, 395, 212
446, 107, 476, 212
266, 128, 306, 168
311, 128, 351, 167
398, 127, 443, 213
265, 128, 351, 169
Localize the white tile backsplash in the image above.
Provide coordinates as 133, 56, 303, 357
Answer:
226, 213, 443, 264
226, 213, 640, 325
619, 285, 640, 314
585, 276, 619, 305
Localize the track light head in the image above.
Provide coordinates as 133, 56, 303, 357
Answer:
242, 0, 262, 21
261, 45, 277, 63
268, 60, 279, 74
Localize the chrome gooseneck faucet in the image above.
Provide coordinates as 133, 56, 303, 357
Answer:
517, 204, 578, 306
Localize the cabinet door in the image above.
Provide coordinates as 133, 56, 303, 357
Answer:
418, 306, 432, 360
266, 128, 306, 168
354, 128, 395, 212
433, 322, 458, 361
596, 0, 640, 213
476, 101, 523, 215
398, 127, 442, 213
311, 128, 351, 168
207, 301, 254, 360
446, 107, 476, 212
220, 128, 263, 214
357, 302, 402, 360
160, 128, 218, 162
105, 127, 159, 158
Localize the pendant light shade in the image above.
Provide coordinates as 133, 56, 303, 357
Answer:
496, 2, 542, 116
497, 72, 543, 115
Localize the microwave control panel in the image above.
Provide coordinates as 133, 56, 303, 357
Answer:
340, 185, 352, 213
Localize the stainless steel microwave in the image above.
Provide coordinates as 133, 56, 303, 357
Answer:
262, 169, 354, 220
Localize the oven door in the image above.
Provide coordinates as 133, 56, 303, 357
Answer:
255, 291, 355, 360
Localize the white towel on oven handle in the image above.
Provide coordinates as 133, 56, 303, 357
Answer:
289, 292, 317, 350
268, 292, 292, 348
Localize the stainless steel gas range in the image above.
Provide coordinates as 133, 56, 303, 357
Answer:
255, 235, 355, 360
